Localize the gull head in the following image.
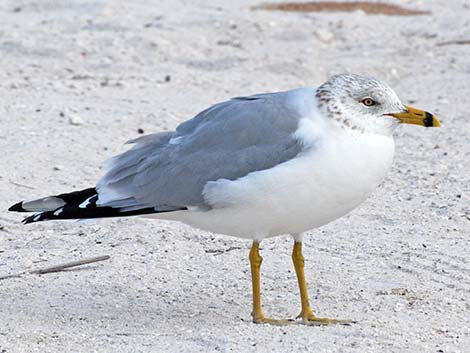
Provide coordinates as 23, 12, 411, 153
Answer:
316, 74, 440, 135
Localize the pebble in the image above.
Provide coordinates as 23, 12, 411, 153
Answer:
315, 28, 335, 43
68, 114, 85, 126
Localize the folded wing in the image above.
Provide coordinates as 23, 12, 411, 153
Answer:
96, 91, 308, 212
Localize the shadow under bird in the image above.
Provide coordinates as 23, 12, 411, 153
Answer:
9, 73, 441, 325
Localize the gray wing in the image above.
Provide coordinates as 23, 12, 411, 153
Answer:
96, 90, 309, 211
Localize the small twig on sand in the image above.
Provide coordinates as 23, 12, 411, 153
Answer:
9, 180, 36, 190
0, 255, 110, 280
436, 39, 470, 47
205, 246, 242, 256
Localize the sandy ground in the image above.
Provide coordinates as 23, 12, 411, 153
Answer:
0, 0, 469, 352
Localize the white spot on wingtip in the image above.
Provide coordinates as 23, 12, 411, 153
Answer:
79, 196, 93, 209
53, 208, 63, 216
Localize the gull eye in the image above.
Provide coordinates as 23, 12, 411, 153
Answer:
361, 98, 376, 107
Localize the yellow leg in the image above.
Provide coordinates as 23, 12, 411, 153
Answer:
249, 241, 292, 325
292, 241, 353, 326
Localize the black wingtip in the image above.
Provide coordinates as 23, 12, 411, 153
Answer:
21, 216, 31, 224
9, 201, 25, 212
21, 213, 47, 225
22, 215, 35, 224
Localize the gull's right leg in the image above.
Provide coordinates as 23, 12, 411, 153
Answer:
249, 241, 292, 325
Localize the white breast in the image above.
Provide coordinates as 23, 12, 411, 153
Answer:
165, 127, 395, 240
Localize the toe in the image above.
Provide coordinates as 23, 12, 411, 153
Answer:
253, 316, 295, 326
301, 315, 355, 326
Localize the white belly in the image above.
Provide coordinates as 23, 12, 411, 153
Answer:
156, 132, 395, 240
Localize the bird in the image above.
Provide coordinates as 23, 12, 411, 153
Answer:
9, 73, 440, 325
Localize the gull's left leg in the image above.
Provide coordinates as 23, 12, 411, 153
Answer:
291, 237, 353, 325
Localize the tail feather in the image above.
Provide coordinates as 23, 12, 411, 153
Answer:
9, 187, 186, 224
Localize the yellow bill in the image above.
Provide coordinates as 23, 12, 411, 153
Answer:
390, 105, 441, 127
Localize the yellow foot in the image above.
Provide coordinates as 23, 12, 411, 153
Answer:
253, 316, 295, 326
297, 313, 355, 326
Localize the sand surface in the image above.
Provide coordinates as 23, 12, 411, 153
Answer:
0, 0, 469, 352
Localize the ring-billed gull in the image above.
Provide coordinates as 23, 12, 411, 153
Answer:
9, 73, 440, 325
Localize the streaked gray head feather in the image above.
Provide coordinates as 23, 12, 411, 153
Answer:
316, 73, 405, 132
